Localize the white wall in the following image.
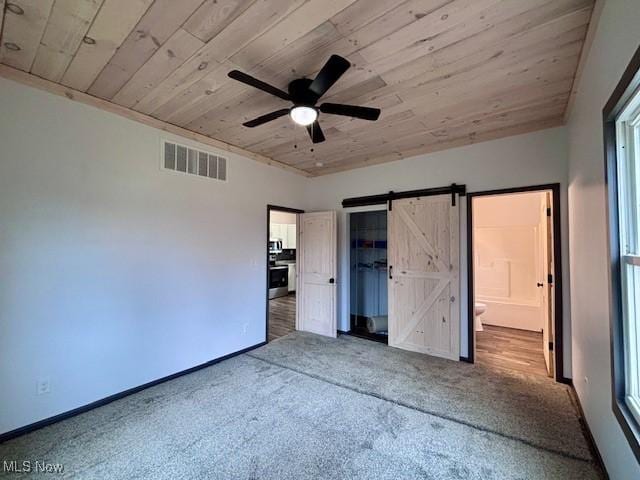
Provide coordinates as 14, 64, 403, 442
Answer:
308, 127, 571, 364
0, 77, 310, 434
566, 0, 640, 477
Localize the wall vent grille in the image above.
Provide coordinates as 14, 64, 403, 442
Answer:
162, 140, 227, 181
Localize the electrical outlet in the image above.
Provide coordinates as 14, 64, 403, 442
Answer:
37, 377, 51, 395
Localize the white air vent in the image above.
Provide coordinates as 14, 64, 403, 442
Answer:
162, 140, 227, 182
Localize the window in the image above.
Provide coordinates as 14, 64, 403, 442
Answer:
616, 88, 640, 426
604, 45, 640, 462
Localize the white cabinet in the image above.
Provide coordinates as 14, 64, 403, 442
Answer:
270, 224, 284, 243
287, 224, 297, 249
270, 223, 297, 249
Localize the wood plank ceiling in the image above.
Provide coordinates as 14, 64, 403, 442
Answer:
0, 0, 595, 176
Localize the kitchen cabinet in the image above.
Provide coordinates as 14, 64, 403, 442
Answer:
287, 224, 296, 249
270, 223, 297, 249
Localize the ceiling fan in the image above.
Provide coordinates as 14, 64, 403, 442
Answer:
227, 55, 381, 144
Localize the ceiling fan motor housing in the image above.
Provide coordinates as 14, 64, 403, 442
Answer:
288, 78, 319, 107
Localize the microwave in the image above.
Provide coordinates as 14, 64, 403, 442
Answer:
269, 239, 283, 253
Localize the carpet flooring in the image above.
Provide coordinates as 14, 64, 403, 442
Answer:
0, 332, 602, 479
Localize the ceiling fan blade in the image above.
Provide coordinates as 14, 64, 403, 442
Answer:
320, 103, 381, 121
306, 121, 326, 144
228, 70, 290, 101
308, 55, 350, 98
243, 109, 290, 128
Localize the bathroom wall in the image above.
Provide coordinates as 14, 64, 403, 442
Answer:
473, 192, 546, 331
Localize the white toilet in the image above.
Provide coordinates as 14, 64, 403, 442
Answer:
474, 302, 487, 332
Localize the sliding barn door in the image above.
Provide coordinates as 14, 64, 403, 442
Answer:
297, 211, 337, 338
388, 196, 460, 360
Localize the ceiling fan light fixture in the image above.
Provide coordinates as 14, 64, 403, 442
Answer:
290, 106, 317, 126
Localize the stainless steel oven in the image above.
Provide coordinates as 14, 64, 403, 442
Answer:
269, 265, 289, 299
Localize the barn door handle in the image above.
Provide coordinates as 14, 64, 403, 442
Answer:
329, 278, 335, 284
389, 265, 393, 279
536, 282, 544, 287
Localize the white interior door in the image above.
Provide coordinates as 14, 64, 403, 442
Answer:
388, 195, 460, 360
297, 211, 337, 337
540, 192, 555, 377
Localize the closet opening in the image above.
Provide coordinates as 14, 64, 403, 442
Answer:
349, 209, 388, 343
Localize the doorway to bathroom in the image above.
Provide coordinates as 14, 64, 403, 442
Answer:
349, 209, 388, 343
467, 185, 563, 381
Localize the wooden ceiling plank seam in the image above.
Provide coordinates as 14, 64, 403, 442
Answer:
31, 0, 105, 82
260, 45, 581, 159
60, 0, 155, 92
358, 0, 586, 87
250, 0, 583, 131
0, 64, 311, 177
328, 0, 413, 37
133, 0, 266, 114
144, 60, 241, 120
375, 1, 593, 88
356, 0, 505, 64
340, 0, 454, 58
129, 0, 310, 117
162, 20, 345, 128
111, 28, 204, 108
183, 0, 257, 43
264, 62, 566, 161
391, 39, 584, 107
228, 0, 359, 70
0, 0, 55, 72
86, 0, 205, 99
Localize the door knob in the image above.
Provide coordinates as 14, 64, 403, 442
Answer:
329, 278, 335, 284
537, 282, 544, 287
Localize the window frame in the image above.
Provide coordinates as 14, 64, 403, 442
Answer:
603, 43, 640, 463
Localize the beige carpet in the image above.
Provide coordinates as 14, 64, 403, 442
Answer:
0, 331, 602, 479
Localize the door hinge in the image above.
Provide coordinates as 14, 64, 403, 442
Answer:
547, 274, 553, 284
388, 191, 394, 211
546, 207, 551, 217
549, 341, 554, 351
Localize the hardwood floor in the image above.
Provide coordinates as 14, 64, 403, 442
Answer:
268, 293, 296, 342
476, 325, 550, 378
